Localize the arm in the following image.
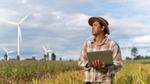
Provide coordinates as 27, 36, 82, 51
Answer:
112, 42, 123, 72
78, 41, 90, 70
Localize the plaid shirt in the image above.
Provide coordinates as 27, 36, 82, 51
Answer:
78, 36, 123, 82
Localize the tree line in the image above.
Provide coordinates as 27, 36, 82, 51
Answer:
126, 47, 150, 60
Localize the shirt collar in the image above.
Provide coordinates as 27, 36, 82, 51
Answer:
90, 36, 109, 46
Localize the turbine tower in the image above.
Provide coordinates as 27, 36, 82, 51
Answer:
0, 14, 30, 60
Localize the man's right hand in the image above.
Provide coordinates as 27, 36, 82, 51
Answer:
91, 60, 108, 73
91, 60, 105, 69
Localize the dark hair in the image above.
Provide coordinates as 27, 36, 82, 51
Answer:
104, 28, 107, 35
100, 23, 108, 35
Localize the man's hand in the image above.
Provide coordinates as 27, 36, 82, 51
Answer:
91, 60, 106, 69
91, 60, 108, 73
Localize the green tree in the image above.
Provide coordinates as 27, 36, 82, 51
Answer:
131, 47, 138, 57
51, 53, 56, 61
126, 57, 132, 60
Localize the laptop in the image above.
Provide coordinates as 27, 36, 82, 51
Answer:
87, 50, 113, 66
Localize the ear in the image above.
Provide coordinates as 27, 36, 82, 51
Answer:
101, 26, 105, 31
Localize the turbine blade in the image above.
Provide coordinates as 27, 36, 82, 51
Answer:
3, 48, 8, 52
42, 46, 47, 53
19, 13, 30, 24
8, 50, 14, 54
0, 18, 17, 25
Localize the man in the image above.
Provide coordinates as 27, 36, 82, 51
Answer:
78, 16, 123, 84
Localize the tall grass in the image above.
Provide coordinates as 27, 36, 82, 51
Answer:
32, 70, 83, 84
0, 60, 150, 84
0, 60, 79, 84
31, 62, 150, 84
114, 62, 150, 84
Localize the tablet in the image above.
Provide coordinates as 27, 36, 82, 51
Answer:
87, 50, 113, 66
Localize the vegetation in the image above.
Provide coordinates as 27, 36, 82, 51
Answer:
126, 47, 150, 60
0, 60, 79, 84
131, 47, 138, 57
0, 60, 150, 84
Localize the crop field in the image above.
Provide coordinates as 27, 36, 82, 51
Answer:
0, 60, 150, 84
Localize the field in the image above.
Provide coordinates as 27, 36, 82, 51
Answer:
0, 60, 150, 84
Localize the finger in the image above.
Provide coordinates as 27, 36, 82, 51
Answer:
97, 60, 100, 66
92, 62, 95, 67
98, 61, 102, 67
94, 60, 97, 67
92, 61, 96, 68
102, 62, 105, 68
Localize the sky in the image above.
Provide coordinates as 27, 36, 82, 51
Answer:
0, 0, 150, 60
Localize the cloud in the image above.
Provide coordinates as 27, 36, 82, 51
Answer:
1, 0, 150, 59
0, 8, 90, 60
21, 0, 27, 4
102, 16, 147, 44
64, 13, 89, 29
133, 34, 150, 44
126, 0, 150, 11
109, 0, 150, 12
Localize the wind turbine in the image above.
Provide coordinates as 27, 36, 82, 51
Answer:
3, 48, 14, 61
0, 14, 30, 60
42, 46, 53, 61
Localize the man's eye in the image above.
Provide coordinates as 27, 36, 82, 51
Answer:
93, 24, 97, 26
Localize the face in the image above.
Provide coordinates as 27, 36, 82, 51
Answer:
91, 21, 104, 36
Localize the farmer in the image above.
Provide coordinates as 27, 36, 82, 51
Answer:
78, 16, 123, 84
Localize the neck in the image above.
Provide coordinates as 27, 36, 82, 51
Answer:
94, 33, 106, 43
